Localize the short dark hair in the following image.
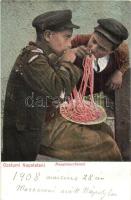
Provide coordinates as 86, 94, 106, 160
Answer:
36, 28, 43, 41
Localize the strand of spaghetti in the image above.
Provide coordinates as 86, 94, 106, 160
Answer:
89, 58, 95, 105
72, 86, 78, 99
81, 56, 91, 98
81, 57, 89, 97
79, 57, 87, 94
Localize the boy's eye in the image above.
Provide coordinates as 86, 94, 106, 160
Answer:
99, 46, 106, 51
99, 46, 104, 50
65, 35, 71, 38
92, 39, 97, 44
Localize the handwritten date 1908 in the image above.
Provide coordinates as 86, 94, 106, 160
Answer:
13, 172, 40, 182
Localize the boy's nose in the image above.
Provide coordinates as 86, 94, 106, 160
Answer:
90, 44, 98, 53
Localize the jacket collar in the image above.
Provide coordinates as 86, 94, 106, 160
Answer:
29, 40, 54, 57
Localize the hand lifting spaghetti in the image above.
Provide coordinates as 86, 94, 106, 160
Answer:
60, 55, 107, 125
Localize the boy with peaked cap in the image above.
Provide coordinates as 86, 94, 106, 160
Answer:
71, 18, 129, 99
2, 10, 82, 161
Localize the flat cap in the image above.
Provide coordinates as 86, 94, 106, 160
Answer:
94, 18, 128, 45
32, 10, 80, 31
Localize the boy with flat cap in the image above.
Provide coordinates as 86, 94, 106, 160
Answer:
2, 10, 82, 161
71, 18, 129, 99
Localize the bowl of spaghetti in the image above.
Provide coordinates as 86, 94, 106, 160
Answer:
60, 99, 107, 125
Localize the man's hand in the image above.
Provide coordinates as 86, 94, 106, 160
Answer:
72, 45, 90, 58
106, 70, 123, 90
59, 49, 77, 63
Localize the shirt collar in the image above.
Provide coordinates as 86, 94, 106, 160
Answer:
93, 55, 110, 73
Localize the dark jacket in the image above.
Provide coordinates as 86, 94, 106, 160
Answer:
2, 41, 81, 161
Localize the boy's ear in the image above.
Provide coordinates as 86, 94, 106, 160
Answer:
43, 30, 53, 42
